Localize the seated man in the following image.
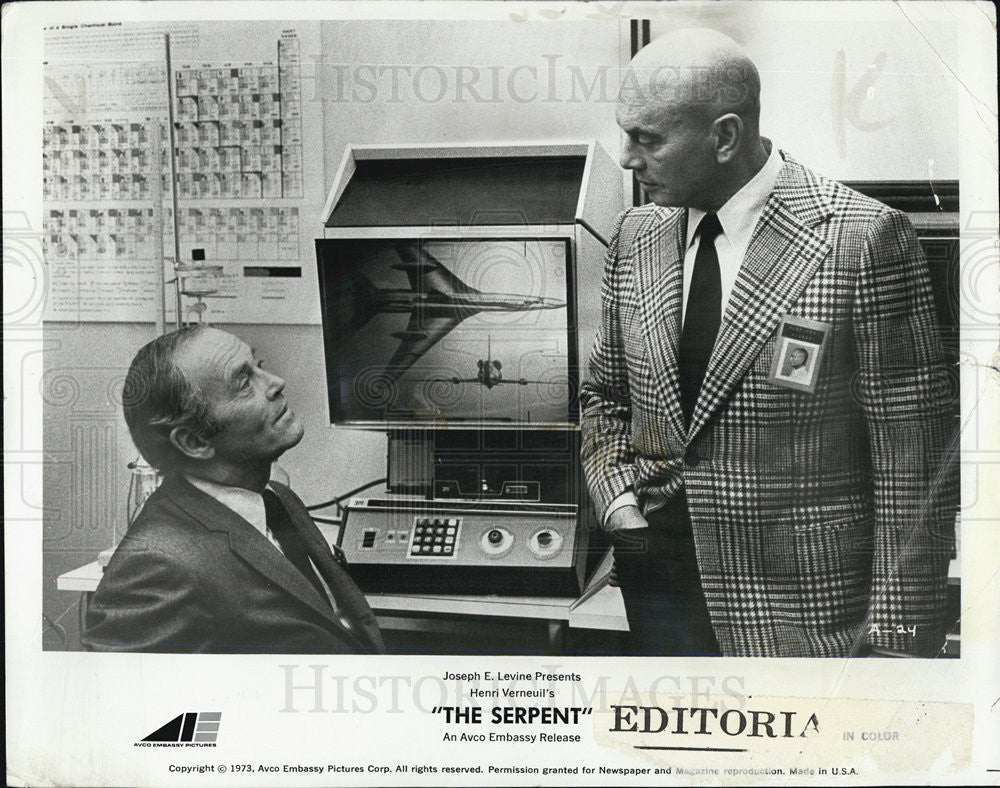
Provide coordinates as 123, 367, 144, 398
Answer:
84, 326, 385, 653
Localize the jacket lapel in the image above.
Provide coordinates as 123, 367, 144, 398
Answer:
271, 484, 385, 653
164, 476, 367, 648
687, 159, 833, 440
632, 206, 688, 444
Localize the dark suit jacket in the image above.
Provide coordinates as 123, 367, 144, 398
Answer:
580, 153, 958, 657
83, 475, 385, 654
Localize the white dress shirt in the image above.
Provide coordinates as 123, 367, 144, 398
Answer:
682, 144, 784, 325
605, 144, 785, 528
185, 474, 278, 548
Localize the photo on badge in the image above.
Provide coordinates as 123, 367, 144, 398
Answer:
767, 315, 832, 394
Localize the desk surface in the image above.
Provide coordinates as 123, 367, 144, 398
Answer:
56, 561, 629, 631
57, 561, 103, 592
57, 555, 958, 636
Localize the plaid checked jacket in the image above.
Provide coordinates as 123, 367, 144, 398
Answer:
580, 154, 958, 657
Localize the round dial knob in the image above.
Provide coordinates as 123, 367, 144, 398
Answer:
480, 526, 514, 558
528, 528, 563, 559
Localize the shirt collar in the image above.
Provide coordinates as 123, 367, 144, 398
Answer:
185, 474, 269, 534
686, 142, 784, 251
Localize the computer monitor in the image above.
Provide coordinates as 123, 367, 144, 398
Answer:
316, 236, 579, 429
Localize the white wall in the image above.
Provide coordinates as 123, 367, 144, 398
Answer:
648, 2, 959, 180
316, 19, 628, 182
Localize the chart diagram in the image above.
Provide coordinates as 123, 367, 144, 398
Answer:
42, 25, 317, 323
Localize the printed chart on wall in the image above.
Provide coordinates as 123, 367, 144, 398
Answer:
42, 21, 324, 324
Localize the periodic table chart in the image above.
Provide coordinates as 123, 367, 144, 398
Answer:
42, 21, 323, 323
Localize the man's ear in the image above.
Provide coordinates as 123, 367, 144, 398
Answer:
713, 113, 742, 163
169, 426, 215, 461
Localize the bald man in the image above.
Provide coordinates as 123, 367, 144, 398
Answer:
580, 30, 957, 657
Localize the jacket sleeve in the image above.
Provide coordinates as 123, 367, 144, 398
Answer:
83, 546, 217, 653
579, 210, 640, 524
852, 208, 959, 656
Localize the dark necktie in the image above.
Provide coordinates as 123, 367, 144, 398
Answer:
262, 489, 331, 608
679, 212, 723, 427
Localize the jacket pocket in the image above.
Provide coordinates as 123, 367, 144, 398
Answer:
791, 515, 874, 626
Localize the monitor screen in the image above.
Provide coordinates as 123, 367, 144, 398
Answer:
317, 237, 578, 428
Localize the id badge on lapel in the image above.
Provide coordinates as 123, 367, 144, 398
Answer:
767, 315, 832, 394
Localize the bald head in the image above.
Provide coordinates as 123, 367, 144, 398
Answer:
615, 29, 769, 210
621, 29, 761, 127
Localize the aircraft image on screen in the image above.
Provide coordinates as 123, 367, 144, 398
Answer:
346, 245, 566, 380
420, 336, 557, 390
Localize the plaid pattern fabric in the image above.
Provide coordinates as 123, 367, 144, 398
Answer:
580, 154, 958, 657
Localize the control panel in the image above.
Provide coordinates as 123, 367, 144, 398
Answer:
339, 498, 588, 596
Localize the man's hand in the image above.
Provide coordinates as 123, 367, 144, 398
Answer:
607, 505, 649, 558
606, 505, 649, 588
607, 504, 648, 532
